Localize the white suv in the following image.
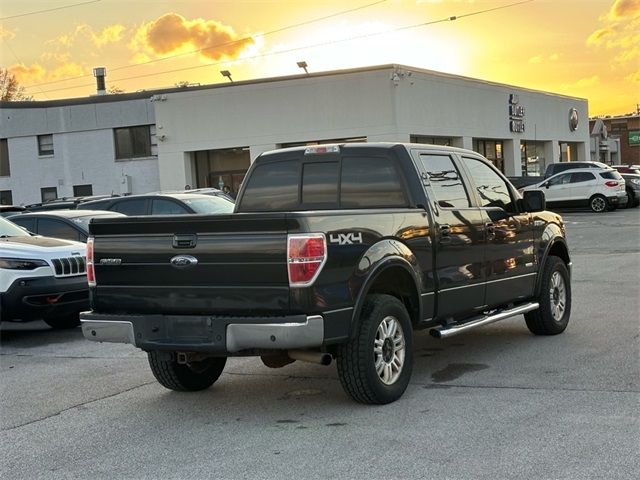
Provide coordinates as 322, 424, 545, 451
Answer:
0, 216, 88, 329
523, 168, 627, 212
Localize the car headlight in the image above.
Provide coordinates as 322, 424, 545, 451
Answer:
0, 258, 48, 270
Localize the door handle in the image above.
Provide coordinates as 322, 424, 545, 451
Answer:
439, 224, 451, 236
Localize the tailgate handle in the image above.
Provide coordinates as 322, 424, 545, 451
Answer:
173, 234, 197, 249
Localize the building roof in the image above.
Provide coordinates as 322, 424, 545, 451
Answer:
1, 63, 587, 109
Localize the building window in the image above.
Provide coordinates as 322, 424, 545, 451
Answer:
114, 125, 152, 159
474, 139, 504, 172
520, 141, 546, 176
38, 134, 54, 156
0, 139, 9, 177
41, 187, 58, 202
0, 190, 12, 205
73, 184, 93, 197
410, 135, 452, 146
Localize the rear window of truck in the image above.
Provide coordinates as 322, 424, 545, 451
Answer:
239, 155, 408, 211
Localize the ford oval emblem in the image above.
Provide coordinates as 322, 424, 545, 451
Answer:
170, 255, 198, 268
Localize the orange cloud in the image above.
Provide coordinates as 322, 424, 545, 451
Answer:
0, 26, 16, 40
131, 13, 254, 61
9, 64, 46, 83
48, 24, 126, 48
587, 27, 614, 45
610, 0, 640, 19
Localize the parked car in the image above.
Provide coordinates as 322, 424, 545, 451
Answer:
81, 143, 572, 404
78, 193, 235, 216
0, 205, 27, 218
26, 195, 119, 212
8, 210, 124, 242
611, 165, 640, 175
543, 161, 609, 179
523, 167, 627, 212
0, 216, 88, 329
621, 173, 640, 208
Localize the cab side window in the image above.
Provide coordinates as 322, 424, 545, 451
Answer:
570, 172, 595, 183
464, 157, 515, 212
419, 154, 470, 208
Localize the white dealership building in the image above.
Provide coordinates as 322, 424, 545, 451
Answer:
0, 64, 589, 205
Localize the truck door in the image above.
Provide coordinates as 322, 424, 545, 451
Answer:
461, 156, 536, 307
415, 151, 486, 319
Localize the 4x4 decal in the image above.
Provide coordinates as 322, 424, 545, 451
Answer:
329, 232, 363, 245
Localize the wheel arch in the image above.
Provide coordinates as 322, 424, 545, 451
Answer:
536, 237, 571, 296
351, 258, 422, 338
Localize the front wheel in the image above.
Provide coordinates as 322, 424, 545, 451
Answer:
148, 351, 226, 391
524, 256, 571, 335
336, 294, 413, 404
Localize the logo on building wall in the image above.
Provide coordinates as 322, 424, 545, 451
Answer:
509, 94, 525, 133
569, 108, 579, 131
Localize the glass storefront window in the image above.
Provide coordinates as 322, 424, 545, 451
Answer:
520, 141, 546, 176
474, 139, 504, 172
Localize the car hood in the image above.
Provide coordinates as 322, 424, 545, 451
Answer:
0, 236, 85, 257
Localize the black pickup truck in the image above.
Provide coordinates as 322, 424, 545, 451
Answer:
81, 143, 572, 404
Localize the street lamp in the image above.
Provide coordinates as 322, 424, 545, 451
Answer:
220, 70, 233, 82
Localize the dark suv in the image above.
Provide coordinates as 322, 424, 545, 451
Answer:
78, 193, 234, 216
544, 161, 609, 179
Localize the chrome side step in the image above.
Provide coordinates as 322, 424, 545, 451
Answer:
429, 302, 539, 339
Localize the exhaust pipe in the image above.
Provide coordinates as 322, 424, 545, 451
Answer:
288, 350, 332, 366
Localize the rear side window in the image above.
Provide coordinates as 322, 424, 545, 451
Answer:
151, 199, 189, 215
112, 198, 147, 215
599, 171, 623, 180
37, 218, 81, 241
420, 154, 470, 208
341, 156, 406, 208
240, 160, 300, 211
570, 172, 595, 183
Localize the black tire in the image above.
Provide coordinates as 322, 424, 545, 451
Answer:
336, 294, 413, 404
589, 194, 608, 213
625, 189, 635, 209
525, 256, 571, 335
147, 351, 226, 391
43, 313, 80, 329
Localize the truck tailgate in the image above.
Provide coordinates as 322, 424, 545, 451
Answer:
89, 214, 290, 315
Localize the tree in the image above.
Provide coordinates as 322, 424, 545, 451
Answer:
0, 68, 33, 101
108, 85, 125, 94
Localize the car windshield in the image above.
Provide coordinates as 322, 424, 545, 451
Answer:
0, 216, 31, 237
180, 196, 235, 214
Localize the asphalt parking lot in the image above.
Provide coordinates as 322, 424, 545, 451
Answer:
1, 208, 639, 480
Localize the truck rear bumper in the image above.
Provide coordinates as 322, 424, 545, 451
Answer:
80, 312, 326, 353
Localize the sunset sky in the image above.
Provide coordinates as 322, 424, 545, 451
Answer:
1, 0, 638, 116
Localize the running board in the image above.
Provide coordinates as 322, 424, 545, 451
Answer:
429, 302, 539, 339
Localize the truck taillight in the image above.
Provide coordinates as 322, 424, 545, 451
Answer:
86, 237, 96, 287
287, 233, 327, 287
604, 181, 618, 188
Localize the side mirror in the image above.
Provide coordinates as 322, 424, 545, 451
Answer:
543, 182, 550, 189
522, 190, 546, 213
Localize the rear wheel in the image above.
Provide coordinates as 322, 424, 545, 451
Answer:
625, 189, 635, 209
589, 194, 607, 213
336, 294, 413, 404
525, 256, 571, 335
148, 351, 226, 391
43, 313, 80, 329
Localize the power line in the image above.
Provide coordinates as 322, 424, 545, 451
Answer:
0, 0, 102, 21
23, 0, 389, 90
30, 0, 535, 96
3, 41, 50, 99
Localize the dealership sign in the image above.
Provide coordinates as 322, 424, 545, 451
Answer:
630, 131, 640, 146
509, 94, 525, 133
569, 108, 579, 131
